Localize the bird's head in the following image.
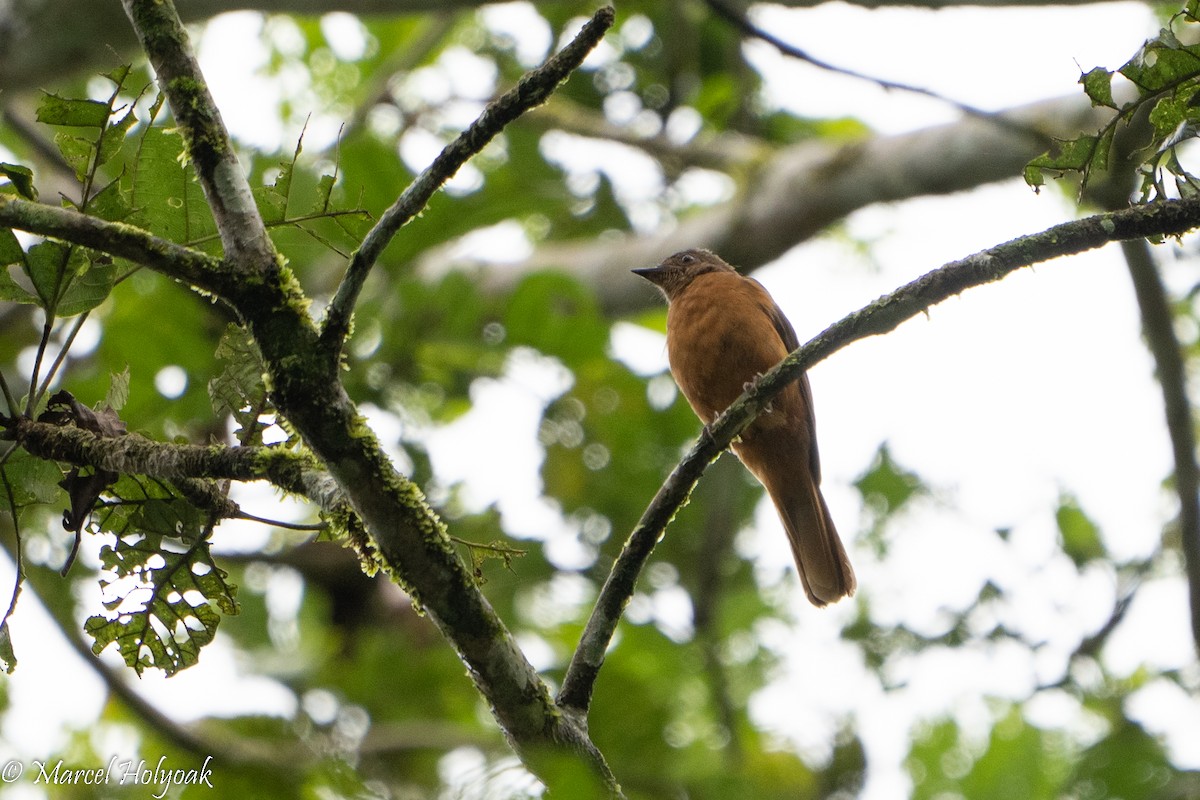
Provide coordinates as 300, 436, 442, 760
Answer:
632, 249, 735, 301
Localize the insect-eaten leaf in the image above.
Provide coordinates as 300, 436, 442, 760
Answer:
1024, 133, 1105, 190
85, 525, 239, 676
1079, 67, 1117, 110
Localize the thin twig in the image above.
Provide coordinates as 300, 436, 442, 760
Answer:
0, 466, 26, 669
558, 195, 1200, 713
32, 312, 89, 412
0, 371, 17, 419
24, 319, 54, 417
319, 6, 617, 356
235, 510, 325, 531
704, 0, 1048, 144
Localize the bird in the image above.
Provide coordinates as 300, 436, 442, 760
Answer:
632, 249, 855, 606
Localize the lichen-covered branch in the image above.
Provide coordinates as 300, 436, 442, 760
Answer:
121, 0, 277, 272
0, 194, 233, 296
110, 1, 623, 791
12, 415, 310, 485
558, 195, 1200, 714
319, 5, 616, 355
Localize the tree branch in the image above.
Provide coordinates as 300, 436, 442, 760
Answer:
122, 0, 277, 272
1120, 238, 1200, 653
13, 417, 298, 483
558, 196, 1200, 714
103, 3, 625, 790
319, 6, 616, 356
0, 194, 234, 297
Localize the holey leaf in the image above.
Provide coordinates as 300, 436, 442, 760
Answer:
85, 516, 239, 676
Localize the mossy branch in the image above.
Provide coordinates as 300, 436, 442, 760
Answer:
109, 1, 624, 791
558, 195, 1200, 714
121, 0, 277, 271
0, 194, 233, 297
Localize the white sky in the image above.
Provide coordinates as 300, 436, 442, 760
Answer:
2, 3, 1199, 798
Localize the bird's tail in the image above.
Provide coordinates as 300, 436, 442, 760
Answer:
740, 440, 855, 606
776, 484, 855, 607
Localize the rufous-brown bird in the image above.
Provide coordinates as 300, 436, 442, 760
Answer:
633, 249, 855, 606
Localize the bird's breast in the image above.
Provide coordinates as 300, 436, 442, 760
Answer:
665, 279, 791, 425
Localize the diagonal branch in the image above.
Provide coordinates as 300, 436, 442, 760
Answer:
319, 6, 616, 356
558, 195, 1200, 714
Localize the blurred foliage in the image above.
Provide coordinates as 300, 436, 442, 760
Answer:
0, 2, 1196, 799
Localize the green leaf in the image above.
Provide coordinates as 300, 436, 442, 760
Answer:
24, 240, 71, 307
129, 127, 216, 245
0, 227, 25, 267
89, 175, 133, 222
97, 109, 138, 169
54, 132, 94, 182
57, 254, 117, 317
0, 163, 37, 200
0, 618, 16, 674
1079, 67, 1117, 109
36, 93, 110, 128
208, 324, 268, 432
85, 520, 239, 677
0, 265, 37, 305
131, 498, 204, 541
1055, 493, 1105, 567
0, 450, 64, 509
103, 64, 133, 87
1119, 35, 1200, 95
1024, 134, 1101, 187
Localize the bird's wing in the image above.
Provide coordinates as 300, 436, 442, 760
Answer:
750, 278, 823, 483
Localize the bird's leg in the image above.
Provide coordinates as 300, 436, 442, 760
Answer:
744, 376, 774, 415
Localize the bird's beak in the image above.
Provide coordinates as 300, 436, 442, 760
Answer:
631, 265, 664, 281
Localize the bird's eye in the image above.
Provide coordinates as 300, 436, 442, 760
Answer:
678, 253, 695, 265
